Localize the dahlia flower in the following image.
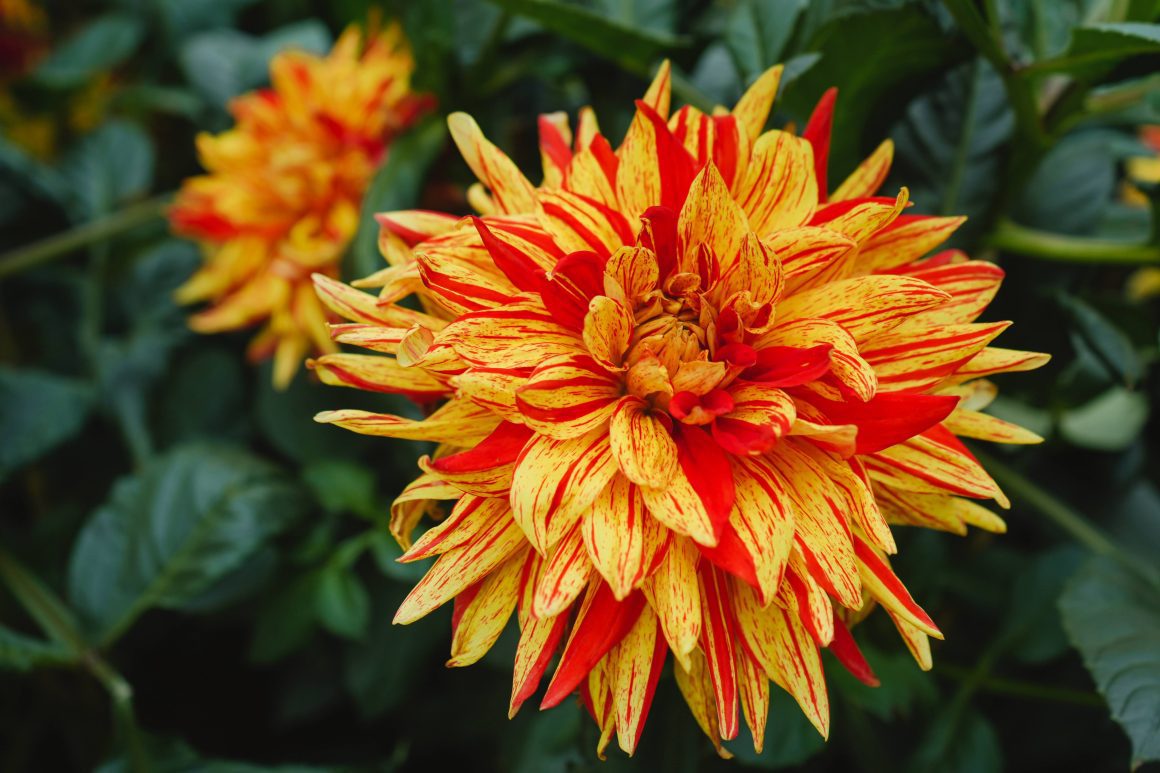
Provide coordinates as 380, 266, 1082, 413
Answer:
171, 20, 431, 387
313, 63, 1048, 756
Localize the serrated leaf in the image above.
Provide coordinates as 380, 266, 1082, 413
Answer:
315, 565, 370, 640
0, 367, 93, 481
485, 0, 689, 74
32, 13, 145, 89
1060, 556, 1160, 765
67, 444, 307, 643
349, 118, 447, 279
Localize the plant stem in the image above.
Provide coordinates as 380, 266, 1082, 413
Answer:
987, 219, 1160, 265
0, 549, 150, 772
0, 193, 173, 281
936, 664, 1105, 707
976, 452, 1158, 584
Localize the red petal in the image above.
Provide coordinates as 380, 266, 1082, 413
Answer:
744, 344, 834, 386
541, 586, 645, 709
698, 521, 760, 591
828, 612, 879, 687
804, 389, 958, 454
473, 217, 547, 293
802, 88, 837, 200
675, 424, 736, 537
427, 421, 533, 475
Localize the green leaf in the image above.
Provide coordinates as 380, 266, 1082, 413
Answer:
1060, 556, 1160, 764
255, 360, 398, 463
314, 565, 370, 640
156, 345, 248, 448
0, 624, 73, 671
67, 444, 307, 644
1059, 294, 1142, 387
910, 709, 1003, 773
724, 0, 806, 83
180, 21, 331, 110
349, 118, 448, 280
60, 120, 155, 219
484, 0, 689, 74
0, 367, 93, 482
302, 459, 379, 518
342, 583, 444, 717
510, 702, 584, 773
1060, 387, 1149, 451
999, 546, 1083, 664
249, 572, 320, 664
891, 59, 1013, 237
154, 0, 259, 42
31, 13, 145, 89
1015, 132, 1116, 237
593, 0, 678, 36
781, 6, 965, 181
1048, 22, 1160, 78
368, 531, 428, 583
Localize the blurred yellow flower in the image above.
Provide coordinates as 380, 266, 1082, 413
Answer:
170, 20, 432, 388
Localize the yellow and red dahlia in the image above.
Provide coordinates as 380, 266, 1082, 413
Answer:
313, 63, 1048, 756
170, 20, 432, 387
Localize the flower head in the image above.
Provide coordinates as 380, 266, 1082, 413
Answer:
171, 20, 432, 387
313, 63, 1048, 756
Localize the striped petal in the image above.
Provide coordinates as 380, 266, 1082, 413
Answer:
583, 474, 668, 600
737, 130, 818, 237
698, 565, 741, 740
510, 429, 619, 554
315, 398, 500, 445
534, 520, 594, 618
609, 397, 678, 488
516, 354, 623, 438
643, 537, 702, 668
774, 274, 950, 345
761, 442, 862, 609
448, 550, 526, 666
830, 139, 893, 202
448, 112, 537, 214
437, 297, 586, 369
610, 606, 667, 754
541, 584, 646, 708
394, 498, 527, 624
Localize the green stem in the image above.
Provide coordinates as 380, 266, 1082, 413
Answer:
936, 664, 1105, 707
976, 452, 1157, 583
987, 219, 1160, 265
0, 194, 173, 281
0, 549, 150, 772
